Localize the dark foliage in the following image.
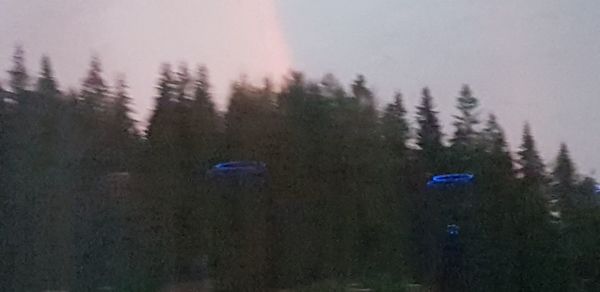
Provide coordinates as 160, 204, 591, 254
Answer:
0, 48, 597, 291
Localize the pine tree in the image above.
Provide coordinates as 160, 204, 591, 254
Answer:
191, 65, 216, 118
552, 143, 576, 190
481, 114, 513, 177
469, 114, 516, 291
80, 56, 108, 112
141, 63, 181, 283
224, 79, 277, 160
112, 76, 137, 138
381, 91, 409, 156
552, 143, 577, 214
189, 65, 219, 165
175, 63, 192, 102
416, 87, 442, 151
351, 74, 374, 107
146, 64, 176, 142
36, 55, 59, 96
451, 84, 480, 148
415, 87, 444, 172
517, 123, 546, 186
103, 76, 139, 172
8, 45, 28, 93
184, 64, 220, 270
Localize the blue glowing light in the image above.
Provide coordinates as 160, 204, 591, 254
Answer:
214, 161, 266, 171
208, 161, 268, 179
447, 224, 460, 236
595, 184, 600, 194
427, 173, 474, 188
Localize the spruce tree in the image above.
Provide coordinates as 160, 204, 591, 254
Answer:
191, 65, 216, 118
8, 45, 28, 93
552, 143, 577, 214
146, 64, 176, 142
80, 56, 108, 113
175, 63, 192, 102
517, 123, 546, 186
415, 87, 443, 172
451, 84, 480, 149
381, 91, 409, 156
36, 55, 59, 96
351, 74, 374, 107
112, 76, 137, 138
553, 143, 576, 190
481, 114, 513, 177
141, 63, 180, 284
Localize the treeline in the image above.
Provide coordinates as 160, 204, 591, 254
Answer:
0, 46, 599, 291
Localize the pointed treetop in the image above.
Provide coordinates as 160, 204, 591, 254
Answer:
157, 63, 175, 102
80, 55, 108, 109
393, 91, 402, 104
457, 84, 478, 112
175, 62, 192, 101
451, 84, 480, 148
422, 87, 431, 99
517, 122, 546, 183
416, 87, 443, 152
192, 65, 215, 114
351, 74, 374, 105
482, 113, 508, 152
113, 75, 137, 136
82, 56, 106, 90
385, 91, 407, 118
382, 91, 410, 153
146, 64, 177, 141
552, 143, 576, 188
36, 55, 59, 95
481, 113, 514, 176
8, 45, 28, 92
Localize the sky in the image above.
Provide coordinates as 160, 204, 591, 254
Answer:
0, 0, 599, 177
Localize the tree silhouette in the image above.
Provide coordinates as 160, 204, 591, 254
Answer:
517, 123, 546, 186
36, 55, 59, 96
0, 46, 597, 291
381, 91, 409, 156
8, 45, 28, 93
451, 84, 479, 148
415, 87, 444, 172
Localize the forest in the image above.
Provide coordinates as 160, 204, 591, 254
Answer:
0, 46, 599, 291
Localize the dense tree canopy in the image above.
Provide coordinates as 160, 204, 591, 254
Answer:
0, 47, 598, 291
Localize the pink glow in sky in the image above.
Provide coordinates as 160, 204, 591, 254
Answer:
0, 0, 293, 125
2, 0, 600, 177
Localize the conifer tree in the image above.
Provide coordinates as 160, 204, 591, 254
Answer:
351, 74, 374, 107
146, 64, 176, 142
552, 143, 577, 214
36, 55, 59, 96
80, 56, 108, 112
451, 84, 480, 149
112, 77, 137, 137
517, 123, 546, 186
8, 45, 28, 93
382, 91, 409, 156
481, 114, 513, 177
415, 87, 444, 172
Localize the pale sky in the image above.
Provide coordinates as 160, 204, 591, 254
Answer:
0, 0, 599, 177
